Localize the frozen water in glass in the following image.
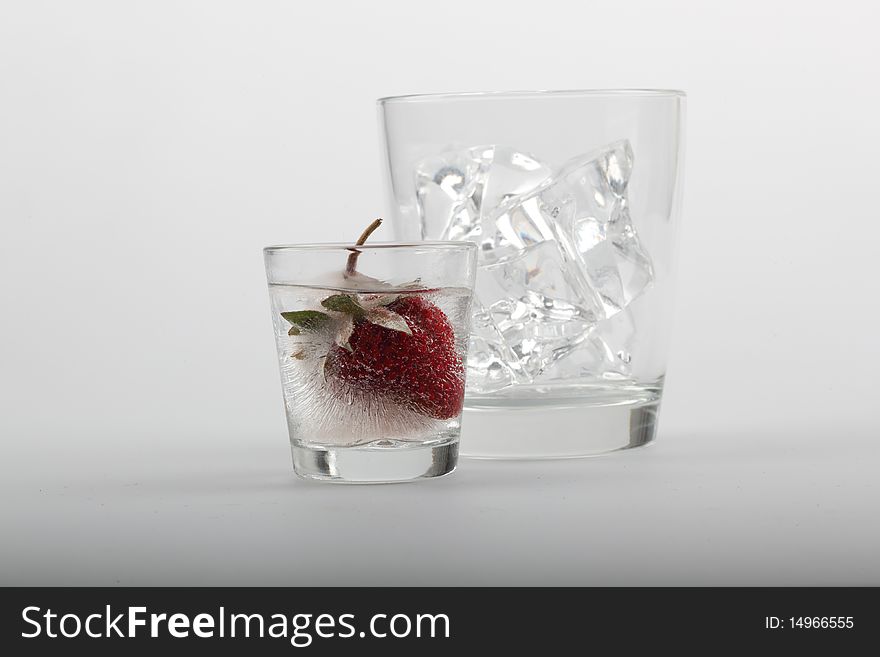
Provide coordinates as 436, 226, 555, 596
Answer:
465, 297, 526, 393
537, 307, 637, 383
479, 146, 553, 214
268, 284, 473, 445
490, 140, 653, 319
414, 145, 552, 250
555, 141, 653, 317
414, 146, 492, 241
477, 241, 599, 380
480, 177, 567, 264
414, 139, 653, 390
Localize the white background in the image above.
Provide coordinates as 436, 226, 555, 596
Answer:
1, 0, 879, 584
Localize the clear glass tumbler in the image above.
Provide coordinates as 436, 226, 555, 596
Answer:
264, 236, 477, 482
379, 90, 686, 458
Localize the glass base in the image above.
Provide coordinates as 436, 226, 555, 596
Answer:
459, 396, 660, 459
290, 438, 458, 483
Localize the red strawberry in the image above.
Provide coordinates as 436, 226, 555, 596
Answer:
324, 296, 465, 420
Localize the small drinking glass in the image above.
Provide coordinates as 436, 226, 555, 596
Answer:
264, 231, 477, 482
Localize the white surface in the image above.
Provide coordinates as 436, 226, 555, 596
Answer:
3, 431, 878, 585
1, 1, 879, 584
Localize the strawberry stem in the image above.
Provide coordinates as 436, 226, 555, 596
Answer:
345, 218, 383, 276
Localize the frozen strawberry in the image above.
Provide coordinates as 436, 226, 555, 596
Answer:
325, 295, 465, 420
278, 218, 466, 421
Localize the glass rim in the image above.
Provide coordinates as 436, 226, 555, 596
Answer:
263, 240, 478, 254
377, 88, 686, 104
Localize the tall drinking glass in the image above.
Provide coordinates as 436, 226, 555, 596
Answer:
378, 90, 686, 458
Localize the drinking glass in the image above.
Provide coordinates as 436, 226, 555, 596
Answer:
264, 239, 477, 481
378, 90, 686, 458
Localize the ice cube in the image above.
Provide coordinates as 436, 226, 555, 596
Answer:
488, 140, 653, 319
480, 179, 567, 264
415, 140, 654, 390
555, 141, 653, 317
414, 145, 552, 248
465, 298, 527, 393
536, 307, 637, 383
479, 146, 553, 213
414, 146, 492, 241
477, 241, 599, 378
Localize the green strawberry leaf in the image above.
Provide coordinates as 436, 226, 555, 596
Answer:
321, 294, 366, 317
281, 310, 331, 334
